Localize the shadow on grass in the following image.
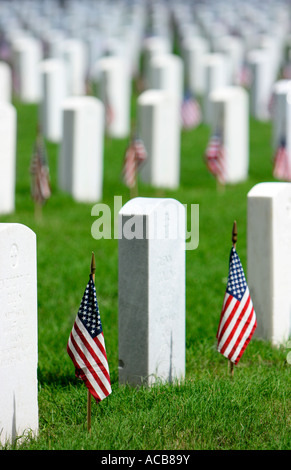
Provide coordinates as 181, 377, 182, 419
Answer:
37, 367, 119, 388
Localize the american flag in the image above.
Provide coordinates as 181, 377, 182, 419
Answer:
181, 92, 201, 129
273, 138, 291, 181
237, 64, 251, 88
104, 89, 114, 129
217, 246, 257, 365
122, 135, 147, 188
205, 134, 226, 184
67, 274, 112, 403
30, 130, 51, 205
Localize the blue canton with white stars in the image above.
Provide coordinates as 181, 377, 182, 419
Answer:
226, 247, 247, 300
78, 275, 103, 338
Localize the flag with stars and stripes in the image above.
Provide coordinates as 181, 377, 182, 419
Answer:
30, 128, 51, 205
104, 88, 114, 129
273, 138, 291, 181
67, 274, 112, 402
122, 135, 147, 188
181, 91, 201, 129
205, 134, 227, 184
216, 246, 257, 365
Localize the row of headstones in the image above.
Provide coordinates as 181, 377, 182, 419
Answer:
0, 0, 291, 208
0, 0, 290, 193
2, 59, 291, 212
1, 184, 291, 444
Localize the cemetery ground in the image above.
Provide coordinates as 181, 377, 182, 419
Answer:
1, 98, 290, 451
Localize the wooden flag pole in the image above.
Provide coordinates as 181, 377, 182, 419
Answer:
229, 220, 238, 378
87, 252, 96, 433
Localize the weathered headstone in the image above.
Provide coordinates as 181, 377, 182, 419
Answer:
209, 86, 249, 183
39, 58, 67, 143
247, 183, 291, 345
118, 197, 185, 386
0, 61, 12, 102
137, 89, 180, 189
0, 102, 16, 215
0, 223, 38, 445
97, 56, 131, 138
58, 96, 104, 203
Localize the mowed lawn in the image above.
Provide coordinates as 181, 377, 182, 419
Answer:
1, 95, 290, 451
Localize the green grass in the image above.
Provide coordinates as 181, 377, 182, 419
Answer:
1, 95, 290, 451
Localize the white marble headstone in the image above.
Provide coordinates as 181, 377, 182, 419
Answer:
247, 49, 273, 121
181, 36, 209, 95
97, 56, 131, 138
209, 86, 249, 183
0, 223, 38, 445
0, 61, 12, 102
247, 183, 291, 345
11, 36, 42, 103
118, 197, 186, 386
270, 80, 291, 155
39, 58, 68, 143
58, 96, 104, 202
203, 53, 230, 124
0, 102, 16, 215
137, 89, 180, 189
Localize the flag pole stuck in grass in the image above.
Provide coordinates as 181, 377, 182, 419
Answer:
87, 252, 96, 432
67, 252, 112, 433
216, 221, 257, 377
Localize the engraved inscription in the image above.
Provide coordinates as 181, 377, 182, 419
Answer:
10, 243, 18, 268
0, 273, 34, 367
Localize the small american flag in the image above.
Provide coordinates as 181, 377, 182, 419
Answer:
104, 89, 114, 129
122, 135, 147, 188
237, 64, 251, 88
181, 92, 201, 129
67, 274, 112, 403
273, 138, 291, 181
217, 246, 257, 365
205, 134, 226, 184
30, 130, 51, 205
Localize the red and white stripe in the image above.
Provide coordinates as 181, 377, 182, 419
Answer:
181, 98, 201, 129
67, 315, 111, 402
205, 136, 227, 184
217, 287, 257, 365
273, 145, 291, 181
123, 144, 137, 188
122, 138, 147, 188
